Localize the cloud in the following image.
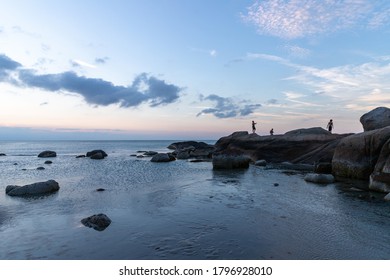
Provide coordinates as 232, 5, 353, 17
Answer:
0, 54, 182, 108
70, 59, 96, 69
250, 52, 390, 110
95, 57, 109, 64
284, 44, 311, 58
242, 0, 389, 39
197, 94, 261, 118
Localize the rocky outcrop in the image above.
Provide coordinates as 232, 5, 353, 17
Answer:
168, 141, 214, 160
81, 213, 111, 231
6, 180, 59, 196
214, 128, 348, 165
86, 150, 107, 159
151, 153, 175, 162
332, 127, 390, 180
360, 107, 390, 131
369, 137, 390, 192
38, 151, 57, 158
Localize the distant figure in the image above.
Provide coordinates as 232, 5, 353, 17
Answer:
270, 128, 274, 135
252, 120, 257, 133
327, 119, 334, 133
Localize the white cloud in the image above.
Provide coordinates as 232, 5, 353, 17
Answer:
243, 0, 389, 39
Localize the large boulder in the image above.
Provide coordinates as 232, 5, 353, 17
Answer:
6, 180, 60, 196
81, 213, 111, 231
38, 150, 57, 158
86, 150, 107, 159
369, 138, 390, 192
360, 107, 390, 131
214, 128, 348, 164
332, 127, 390, 180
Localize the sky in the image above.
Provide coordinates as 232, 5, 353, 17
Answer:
1, 0, 390, 140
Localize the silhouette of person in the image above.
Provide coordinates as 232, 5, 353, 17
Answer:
252, 120, 257, 133
270, 128, 274, 135
327, 119, 334, 133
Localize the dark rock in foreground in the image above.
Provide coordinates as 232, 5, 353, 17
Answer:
86, 150, 108, 159
6, 180, 59, 196
81, 213, 111, 231
38, 150, 57, 158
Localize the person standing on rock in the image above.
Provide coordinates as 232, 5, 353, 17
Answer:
252, 120, 257, 133
270, 128, 274, 135
327, 119, 334, 133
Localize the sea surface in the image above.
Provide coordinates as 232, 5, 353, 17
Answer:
0, 140, 390, 260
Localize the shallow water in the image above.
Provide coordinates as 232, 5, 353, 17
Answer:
0, 141, 390, 260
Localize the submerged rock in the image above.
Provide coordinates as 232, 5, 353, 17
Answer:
81, 213, 111, 231
304, 173, 335, 184
6, 180, 60, 196
38, 150, 57, 158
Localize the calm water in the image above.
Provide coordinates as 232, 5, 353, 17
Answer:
0, 140, 390, 260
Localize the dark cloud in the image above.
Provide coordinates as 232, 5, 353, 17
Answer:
0, 54, 182, 108
197, 94, 261, 118
95, 57, 109, 64
0, 54, 22, 81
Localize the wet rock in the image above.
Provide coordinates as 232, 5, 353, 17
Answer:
38, 150, 57, 158
81, 213, 111, 231
86, 150, 107, 159
44, 160, 53, 164
6, 180, 60, 196
212, 152, 251, 169
360, 107, 390, 132
304, 173, 335, 184
151, 153, 175, 162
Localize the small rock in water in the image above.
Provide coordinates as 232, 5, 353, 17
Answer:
44, 160, 53, 164
96, 188, 106, 192
76, 155, 86, 158
38, 150, 57, 158
13, 163, 18, 165
0, 153, 6, 156
6, 180, 60, 196
274, 183, 279, 186
37, 167, 45, 170
304, 173, 335, 184
81, 213, 111, 231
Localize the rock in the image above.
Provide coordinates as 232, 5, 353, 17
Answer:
168, 141, 214, 160
254, 160, 267, 166
143, 151, 158, 156
0, 153, 6, 156
37, 167, 45, 170
151, 153, 175, 162
360, 107, 390, 131
332, 127, 390, 180
96, 188, 106, 192
214, 128, 348, 165
212, 152, 251, 169
90, 152, 104, 160
274, 183, 279, 186
81, 213, 111, 231
130, 154, 137, 157
384, 193, 390, 201
136, 155, 144, 158
314, 162, 332, 174
44, 160, 53, 164
38, 150, 57, 158
167, 141, 213, 150
368, 137, 390, 192
304, 173, 335, 184
176, 150, 191, 160
76, 155, 86, 158
86, 150, 107, 159
6, 180, 60, 196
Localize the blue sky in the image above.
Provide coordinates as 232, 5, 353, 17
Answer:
1, 0, 390, 140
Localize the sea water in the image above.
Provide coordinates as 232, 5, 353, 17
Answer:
0, 140, 390, 260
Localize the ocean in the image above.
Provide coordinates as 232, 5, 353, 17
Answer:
0, 140, 390, 260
